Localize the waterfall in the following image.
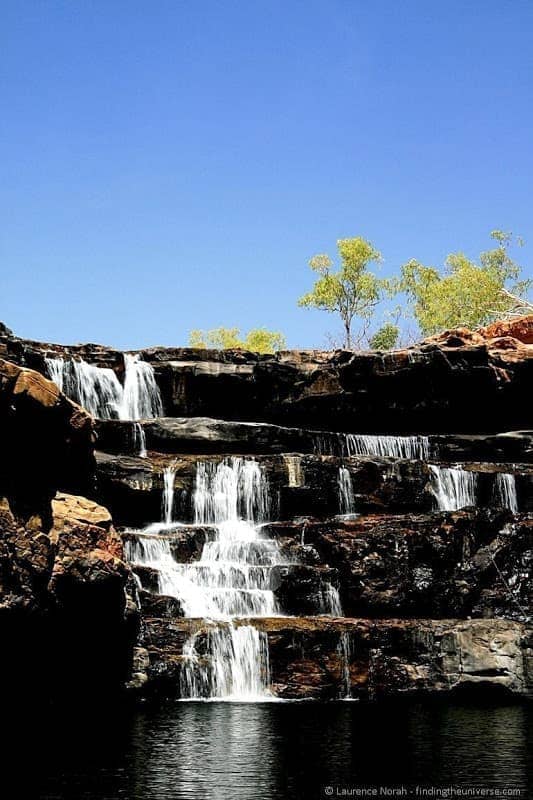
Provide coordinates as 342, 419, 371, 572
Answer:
338, 467, 356, 515
127, 458, 286, 698
319, 583, 343, 616
179, 623, 271, 701
45, 357, 65, 391
193, 459, 270, 526
45, 353, 163, 421
127, 457, 345, 697
45, 357, 123, 419
344, 434, 430, 459
338, 631, 352, 699
315, 433, 430, 460
492, 473, 518, 513
429, 465, 478, 511
119, 353, 163, 419
132, 422, 147, 458
162, 466, 176, 525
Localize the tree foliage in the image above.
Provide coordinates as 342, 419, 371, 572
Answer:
398, 231, 531, 335
298, 237, 385, 348
369, 323, 400, 351
189, 327, 286, 354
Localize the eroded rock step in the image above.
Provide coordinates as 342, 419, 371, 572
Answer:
125, 509, 532, 621
138, 616, 533, 701
95, 417, 533, 462
3, 322, 533, 433
96, 449, 533, 526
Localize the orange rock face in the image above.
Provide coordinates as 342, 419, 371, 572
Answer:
480, 314, 533, 344
420, 315, 533, 352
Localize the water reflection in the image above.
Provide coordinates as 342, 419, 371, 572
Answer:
8, 700, 532, 800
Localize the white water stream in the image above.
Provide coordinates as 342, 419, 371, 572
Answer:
46, 353, 162, 423
126, 457, 343, 699
338, 467, 356, 516
315, 433, 430, 460
492, 473, 518, 513
429, 465, 478, 511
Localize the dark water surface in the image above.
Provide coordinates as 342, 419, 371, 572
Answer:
7, 700, 532, 799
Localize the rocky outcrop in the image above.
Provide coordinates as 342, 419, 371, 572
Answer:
95, 449, 533, 527
141, 616, 532, 700
0, 491, 139, 702
1, 319, 532, 705
265, 510, 533, 620
96, 416, 319, 456
124, 509, 532, 622
0, 359, 95, 511
0, 360, 139, 703
147, 341, 533, 433
96, 417, 533, 463
2, 318, 533, 433
480, 315, 533, 344
95, 451, 440, 525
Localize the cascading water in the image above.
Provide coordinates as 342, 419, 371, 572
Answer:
162, 466, 176, 525
45, 353, 163, 430
345, 434, 430, 460
119, 353, 163, 420
126, 457, 343, 698
338, 631, 353, 700
45, 357, 123, 419
315, 433, 430, 460
126, 458, 287, 699
492, 473, 518, 513
132, 423, 147, 458
179, 624, 271, 701
45, 357, 66, 391
429, 465, 478, 511
338, 467, 356, 515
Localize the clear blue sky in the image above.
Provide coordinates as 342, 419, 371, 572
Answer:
2, 1, 532, 349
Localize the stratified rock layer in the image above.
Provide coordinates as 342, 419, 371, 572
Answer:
1, 319, 532, 703
141, 616, 532, 700
2, 319, 533, 433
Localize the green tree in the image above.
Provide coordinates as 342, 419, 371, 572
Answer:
369, 322, 400, 350
244, 328, 286, 353
398, 231, 531, 336
298, 237, 384, 348
189, 327, 286, 354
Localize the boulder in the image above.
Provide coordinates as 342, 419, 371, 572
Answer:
0, 358, 139, 704
0, 492, 138, 703
0, 359, 95, 511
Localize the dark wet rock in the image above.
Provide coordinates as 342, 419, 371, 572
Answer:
141, 616, 532, 700
96, 416, 318, 456
264, 510, 533, 620
270, 564, 340, 615
3, 320, 533, 433
0, 492, 139, 702
0, 359, 95, 510
431, 431, 533, 464
95, 451, 440, 526
138, 590, 184, 618
132, 564, 161, 594
0, 359, 139, 703
95, 449, 533, 527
